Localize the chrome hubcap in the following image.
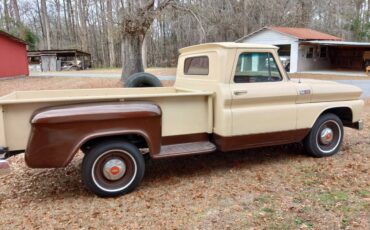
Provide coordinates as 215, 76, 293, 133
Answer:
102, 158, 126, 181
320, 127, 334, 145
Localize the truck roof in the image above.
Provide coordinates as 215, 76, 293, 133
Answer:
179, 42, 278, 54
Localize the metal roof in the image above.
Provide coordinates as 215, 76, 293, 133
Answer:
180, 42, 278, 53
0, 30, 27, 45
28, 49, 91, 56
269, 27, 342, 41
304, 40, 370, 47
237, 26, 342, 42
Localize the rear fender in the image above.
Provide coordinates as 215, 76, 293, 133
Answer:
25, 102, 161, 168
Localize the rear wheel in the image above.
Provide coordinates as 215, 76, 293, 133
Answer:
304, 113, 343, 157
81, 140, 145, 197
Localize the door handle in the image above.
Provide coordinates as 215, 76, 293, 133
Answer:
233, 90, 248, 96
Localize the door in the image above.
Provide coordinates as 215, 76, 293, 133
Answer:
229, 50, 298, 148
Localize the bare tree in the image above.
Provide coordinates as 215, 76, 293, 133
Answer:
120, 0, 173, 80
40, 0, 51, 49
3, 0, 10, 30
77, 0, 89, 51
11, 0, 20, 23
106, 0, 116, 67
54, 0, 62, 48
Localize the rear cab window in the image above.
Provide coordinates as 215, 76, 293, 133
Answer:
234, 52, 283, 83
184, 56, 209, 75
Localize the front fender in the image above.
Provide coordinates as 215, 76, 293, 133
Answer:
296, 100, 364, 130
25, 102, 161, 168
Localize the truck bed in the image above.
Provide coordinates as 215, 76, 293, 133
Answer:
0, 87, 213, 151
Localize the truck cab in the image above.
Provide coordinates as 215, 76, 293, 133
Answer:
175, 43, 363, 151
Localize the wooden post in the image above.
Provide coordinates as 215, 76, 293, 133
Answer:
290, 42, 299, 73
0, 106, 7, 147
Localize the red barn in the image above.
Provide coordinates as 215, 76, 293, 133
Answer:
0, 30, 29, 78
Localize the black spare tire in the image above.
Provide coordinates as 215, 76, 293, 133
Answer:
124, 72, 162, 88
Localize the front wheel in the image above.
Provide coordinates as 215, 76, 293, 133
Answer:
81, 140, 145, 197
304, 113, 344, 157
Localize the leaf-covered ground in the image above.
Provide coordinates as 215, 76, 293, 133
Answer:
0, 76, 369, 229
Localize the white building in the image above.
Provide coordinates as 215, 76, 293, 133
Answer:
237, 27, 370, 73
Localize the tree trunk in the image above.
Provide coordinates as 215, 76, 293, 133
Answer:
243, 0, 248, 35
121, 34, 144, 80
368, 0, 370, 22
3, 0, 10, 31
107, 0, 116, 67
77, 0, 89, 51
99, 0, 108, 67
36, 0, 45, 40
66, 0, 76, 44
54, 0, 62, 49
40, 0, 51, 49
11, 0, 21, 23
119, 0, 173, 80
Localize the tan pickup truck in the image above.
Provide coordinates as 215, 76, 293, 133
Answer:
0, 43, 364, 197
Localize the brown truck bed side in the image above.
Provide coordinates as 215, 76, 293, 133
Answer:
26, 102, 161, 168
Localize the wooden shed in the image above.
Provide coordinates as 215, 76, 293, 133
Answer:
0, 30, 29, 78
28, 49, 92, 72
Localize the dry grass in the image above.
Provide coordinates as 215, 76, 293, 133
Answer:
0, 76, 369, 229
0, 77, 174, 96
0, 76, 121, 96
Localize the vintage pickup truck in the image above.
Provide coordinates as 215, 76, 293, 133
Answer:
0, 43, 364, 197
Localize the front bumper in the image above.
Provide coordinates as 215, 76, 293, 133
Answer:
352, 120, 364, 130
346, 120, 364, 130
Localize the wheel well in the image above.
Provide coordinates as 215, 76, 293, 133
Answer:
321, 107, 353, 125
81, 134, 149, 154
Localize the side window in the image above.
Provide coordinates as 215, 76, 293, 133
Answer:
320, 47, 327, 58
306, 47, 314, 58
184, 56, 209, 75
234, 53, 283, 83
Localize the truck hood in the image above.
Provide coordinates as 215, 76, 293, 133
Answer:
291, 78, 363, 102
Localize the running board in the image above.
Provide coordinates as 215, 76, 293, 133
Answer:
153, 141, 216, 159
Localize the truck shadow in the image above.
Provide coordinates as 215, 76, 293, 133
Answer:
143, 143, 306, 184
6, 143, 307, 199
